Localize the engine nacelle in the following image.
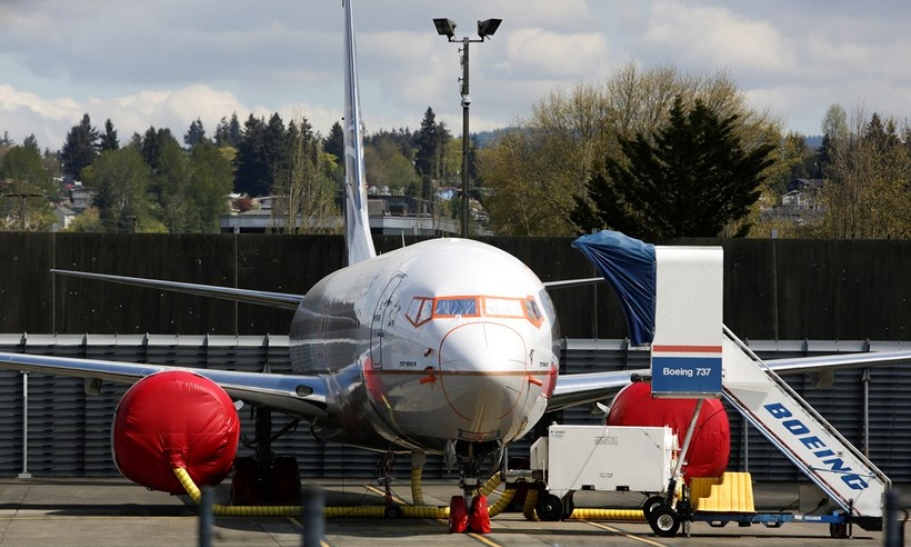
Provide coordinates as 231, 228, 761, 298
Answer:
112, 370, 240, 494
606, 381, 730, 482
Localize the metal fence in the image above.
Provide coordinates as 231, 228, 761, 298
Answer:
2, 334, 908, 483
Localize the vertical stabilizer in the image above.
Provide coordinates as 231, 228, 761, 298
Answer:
342, 0, 376, 265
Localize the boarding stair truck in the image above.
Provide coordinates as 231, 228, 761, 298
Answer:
573, 231, 891, 538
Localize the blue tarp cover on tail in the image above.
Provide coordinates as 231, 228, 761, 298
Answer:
572, 231, 656, 346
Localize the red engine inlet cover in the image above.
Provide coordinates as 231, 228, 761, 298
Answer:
606, 381, 730, 482
112, 370, 240, 494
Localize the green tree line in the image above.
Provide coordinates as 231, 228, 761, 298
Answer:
0, 106, 456, 233
3, 61, 911, 238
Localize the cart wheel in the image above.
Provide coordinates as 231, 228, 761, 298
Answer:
649, 506, 681, 537
384, 505, 402, 519
643, 496, 665, 520
829, 522, 848, 539
536, 493, 564, 521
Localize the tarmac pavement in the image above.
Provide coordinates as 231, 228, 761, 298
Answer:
0, 477, 906, 547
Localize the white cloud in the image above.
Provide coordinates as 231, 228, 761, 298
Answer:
0, 84, 267, 149
644, 1, 795, 73
505, 28, 609, 78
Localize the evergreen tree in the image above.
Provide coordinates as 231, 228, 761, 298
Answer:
228, 113, 242, 147
61, 113, 99, 179
22, 134, 40, 152
214, 113, 242, 148
99, 119, 120, 151
234, 115, 268, 196
262, 113, 288, 193
184, 118, 208, 149
139, 127, 178, 172
572, 96, 776, 239
323, 121, 345, 162
414, 107, 440, 180
214, 116, 231, 147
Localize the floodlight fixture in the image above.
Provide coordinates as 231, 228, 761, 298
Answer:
433, 18, 457, 40
477, 19, 501, 40
432, 16, 503, 238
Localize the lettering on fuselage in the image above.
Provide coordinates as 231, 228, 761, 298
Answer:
763, 402, 869, 490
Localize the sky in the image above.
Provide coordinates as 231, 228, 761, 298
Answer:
2, 0, 911, 151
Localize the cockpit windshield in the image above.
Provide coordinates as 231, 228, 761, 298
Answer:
406, 295, 544, 328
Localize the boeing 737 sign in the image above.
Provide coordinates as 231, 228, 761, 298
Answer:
651, 344, 723, 397
650, 247, 724, 398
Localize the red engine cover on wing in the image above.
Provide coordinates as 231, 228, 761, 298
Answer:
112, 370, 240, 494
606, 381, 730, 482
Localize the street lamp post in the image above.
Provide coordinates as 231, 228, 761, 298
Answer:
433, 17, 502, 239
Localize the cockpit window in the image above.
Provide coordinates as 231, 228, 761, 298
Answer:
524, 298, 543, 324
484, 297, 524, 318
434, 297, 479, 317
406, 295, 544, 328
405, 297, 434, 327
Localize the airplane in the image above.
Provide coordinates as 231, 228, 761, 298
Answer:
2, 0, 911, 534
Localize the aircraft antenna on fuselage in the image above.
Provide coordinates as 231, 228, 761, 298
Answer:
342, 0, 376, 265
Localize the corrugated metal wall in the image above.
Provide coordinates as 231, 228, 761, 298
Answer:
3, 233, 911, 342
2, 335, 908, 482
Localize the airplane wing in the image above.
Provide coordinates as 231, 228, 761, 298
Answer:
549, 349, 911, 412
0, 351, 328, 419
52, 269, 304, 310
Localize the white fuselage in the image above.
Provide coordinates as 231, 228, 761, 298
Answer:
289, 238, 560, 454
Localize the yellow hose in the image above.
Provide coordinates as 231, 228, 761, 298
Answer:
174, 467, 519, 520
485, 486, 515, 517
567, 508, 646, 521
477, 474, 502, 497
410, 466, 425, 507
174, 467, 304, 517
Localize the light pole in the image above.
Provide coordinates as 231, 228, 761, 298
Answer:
433, 17, 501, 239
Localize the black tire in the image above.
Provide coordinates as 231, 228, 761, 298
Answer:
649, 506, 681, 537
829, 522, 849, 539
535, 493, 564, 521
642, 496, 665, 520
385, 505, 403, 519
230, 456, 261, 505
270, 456, 302, 505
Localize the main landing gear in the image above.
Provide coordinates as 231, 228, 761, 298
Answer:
231, 406, 302, 505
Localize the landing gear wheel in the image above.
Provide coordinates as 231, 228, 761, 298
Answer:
448, 495, 468, 533
231, 456, 261, 505
649, 506, 681, 537
270, 456, 301, 505
643, 496, 665, 520
535, 493, 564, 521
829, 522, 849, 539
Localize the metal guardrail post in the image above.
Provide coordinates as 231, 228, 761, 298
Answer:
884, 487, 905, 547
301, 486, 325, 547
199, 486, 214, 547
18, 372, 31, 479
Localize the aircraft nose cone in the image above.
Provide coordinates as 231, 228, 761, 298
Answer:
438, 323, 528, 437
